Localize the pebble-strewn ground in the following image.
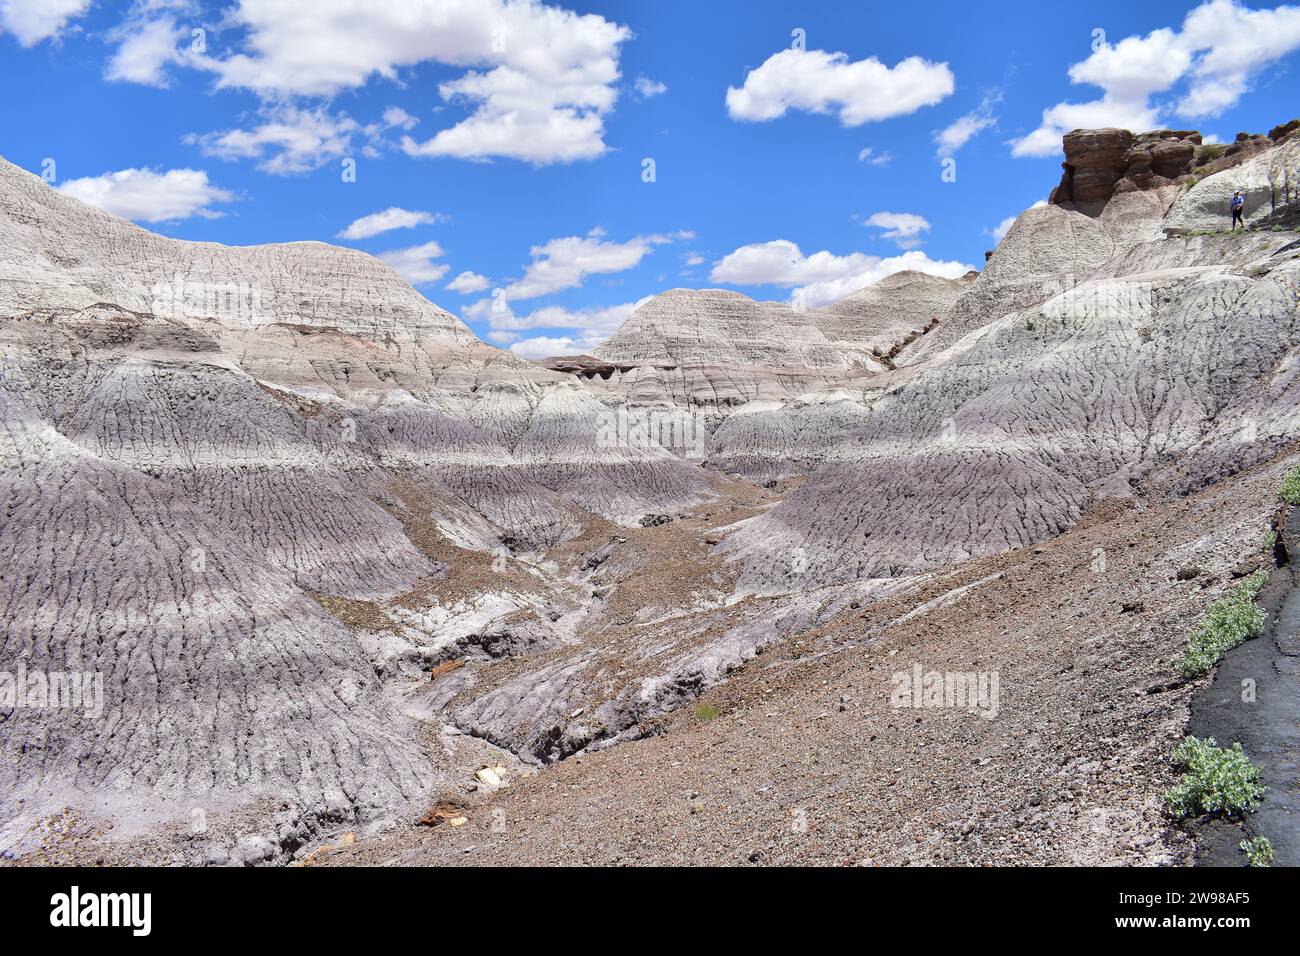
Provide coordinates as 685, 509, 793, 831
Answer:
316, 459, 1290, 866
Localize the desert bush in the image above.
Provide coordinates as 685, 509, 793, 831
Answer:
694, 703, 720, 721
1164, 736, 1265, 819
1176, 572, 1267, 678
1196, 144, 1226, 164
1239, 835, 1274, 867
1279, 466, 1300, 504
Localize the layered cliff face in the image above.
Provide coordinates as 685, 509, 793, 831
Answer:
594, 288, 844, 367
4, 123, 1300, 865
595, 275, 971, 374
1048, 128, 1201, 207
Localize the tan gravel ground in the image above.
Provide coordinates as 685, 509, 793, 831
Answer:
13, 453, 1292, 867
307, 455, 1295, 866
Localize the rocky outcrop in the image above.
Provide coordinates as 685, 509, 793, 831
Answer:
1120, 131, 1200, 190
1270, 119, 1300, 143
1163, 134, 1300, 235
540, 355, 627, 380
1050, 128, 1135, 204
1050, 124, 1300, 214
1050, 128, 1200, 207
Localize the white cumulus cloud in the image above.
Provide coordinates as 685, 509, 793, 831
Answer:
477, 296, 651, 356
378, 241, 449, 285
105, 5, 190, 87
634, 75, 667, 98
710, 240, 973, 309
934, 91, 1001, 157
56, 167, 234, 222
446, 271, 491, 294
498, 232, 680, 301
726, 47, 954, 126
0, 0, 90, 47
337, 207, 445, 240
865, 212, 931, 249
856, 146, 893, 166
186, 104, 370, 175
1013, 0, 1300, 157
509, 335, 581, 359
382, 106, 418, 131
186, 0, 630, 166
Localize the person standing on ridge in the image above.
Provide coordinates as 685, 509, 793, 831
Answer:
1231, 190, 1246, 230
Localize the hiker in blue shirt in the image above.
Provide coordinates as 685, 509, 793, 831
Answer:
1231, 190, 1245, 230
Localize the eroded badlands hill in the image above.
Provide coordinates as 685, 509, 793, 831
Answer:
2, 120, 1299, 866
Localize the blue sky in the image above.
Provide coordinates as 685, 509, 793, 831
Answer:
2, 0, 1299, 357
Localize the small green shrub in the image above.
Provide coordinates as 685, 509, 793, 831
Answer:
694, 703, 720, 721
1279, 466, 1300, 505
1240, 835, 1274, 867
1164, 736, 1265, 819
1196, 144, 1226, 164
1176, 572, 1268, 678
1263, 529, 1278, 551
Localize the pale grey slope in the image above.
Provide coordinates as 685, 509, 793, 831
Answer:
0, 160, 714, 844
706, 393, 873, 480
6, 125, 1300, 862
899, 188, 1178, 366
0, 388, 434, 828
724, 237, 1300, 593
594, 288, 849, 368
904, 126, 1295, 369
0, 156, 476, 347
811, 269, 971, 355
588, 288, 890, 409
574, 275, 972, 478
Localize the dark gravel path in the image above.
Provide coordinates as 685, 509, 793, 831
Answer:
1189, 505, 1300, 866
